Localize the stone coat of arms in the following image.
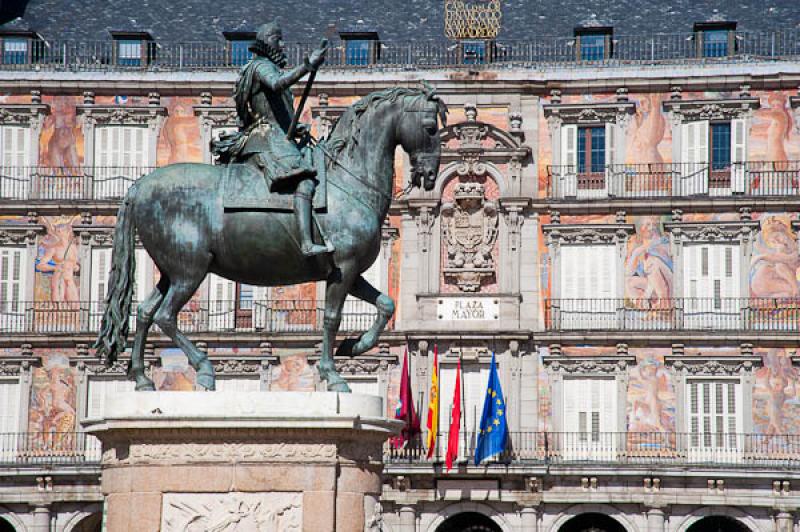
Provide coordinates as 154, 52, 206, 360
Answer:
441, 181, 498, 291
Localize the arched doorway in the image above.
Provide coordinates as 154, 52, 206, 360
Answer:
436, 512, 502, 532
0, 517, 15, 532
69, 513, 102, 532
559, 513, 626, 532
686, 516, 750, 532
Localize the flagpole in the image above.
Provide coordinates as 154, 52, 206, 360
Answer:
436, 344, 441, 462
460, 355, 466, 462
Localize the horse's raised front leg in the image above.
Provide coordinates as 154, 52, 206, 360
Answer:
153, 278, 216, 391
129, 278, 168, 391
336, 275, 395, 358
318, 269, 354, 393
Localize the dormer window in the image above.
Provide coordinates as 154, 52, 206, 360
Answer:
461, 40, 487, 65
339, 31, 379, 66
223, 31, 255, 66
110, 31, 155, 66
0, 31, 41, 65
574, 26, 613, 61
694, 21, 737, 58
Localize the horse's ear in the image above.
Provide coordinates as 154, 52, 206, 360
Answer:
421, 80, 436, 98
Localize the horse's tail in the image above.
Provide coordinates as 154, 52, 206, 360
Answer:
93, 181, 140, 365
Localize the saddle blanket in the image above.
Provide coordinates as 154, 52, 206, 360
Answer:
221, 149, 327, 212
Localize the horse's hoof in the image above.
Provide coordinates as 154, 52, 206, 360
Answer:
328, 380, 352, 393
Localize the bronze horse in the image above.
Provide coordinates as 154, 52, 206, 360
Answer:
94, 86, 445, 392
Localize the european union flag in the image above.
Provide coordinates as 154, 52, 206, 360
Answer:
474, 352, 508, 465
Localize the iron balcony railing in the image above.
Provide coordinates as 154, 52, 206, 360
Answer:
0, 299, 381, 335
1, 30, 799, 72
547, 161, 800, 200
545, 297, 800, 331
386, 431, 800, 468
0, 432, 101, 465
0, 165, 156, 201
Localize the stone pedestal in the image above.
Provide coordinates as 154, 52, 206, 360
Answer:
84, 391, 398, 532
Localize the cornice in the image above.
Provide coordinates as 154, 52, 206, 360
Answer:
664, 355, 761, 376
542, 223, 635, 244
192, 105, 239, 127
0, 103, 50, 125
77, 104, 168, 125
542, 101, 636, 125
662, 97, 761, 122
664, 220, 759, 242
543, 355, 635, 375
0, 223, 44, 245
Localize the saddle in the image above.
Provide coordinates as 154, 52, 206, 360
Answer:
221, 147, 327, 212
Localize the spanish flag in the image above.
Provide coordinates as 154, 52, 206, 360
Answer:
425, 345, 439, 458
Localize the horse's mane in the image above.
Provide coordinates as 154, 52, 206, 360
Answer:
325, 87, 447, 159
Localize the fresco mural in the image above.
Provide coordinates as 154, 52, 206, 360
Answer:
35, 215, 81, 303
156, 96, 204, 166
750, 91, 800, 162
385, 364, 401, 419
627, 93, 669, 164
753, 348, 800, 441
537, 346, 552, 434
561, 345, 616, 357
750, 213, 800, 299
152, 350, 197, 391
268, 353, 317, 391
627, 349, 675, 433
28, 351, 76, 450
39, 95, 83, 169
624, 216, 673, 316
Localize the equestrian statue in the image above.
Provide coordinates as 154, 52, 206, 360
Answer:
93, 20, 446, 392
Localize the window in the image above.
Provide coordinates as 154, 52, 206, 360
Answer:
94, 125, 149, 198
0, 125, 31, 199
0, 247, 27, 330
345, 40, 372, 66
559, 244, 617, 328
462, 40, 486, 65
560, 122, 616, 198
117, 39, 142, 66
680, 118, 747, 195
574, 27, 612, 61
90, 247, 153, 330
0, 379, 21, 460
229, 39, 254, 66
683, 243, 740, 329
340, 31, 380, 66
687, 379, 742, 460
702, 30, 728, 57
580, 34, 605, 61
562, 378, 617, 459
207, 275, 268, 331
437, 362, 490, 459
342, 257, 380, 331
2, 37, 27, 64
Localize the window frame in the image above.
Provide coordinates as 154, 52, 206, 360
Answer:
693, 21, 737, 58
339, 31, 380, 66
109, 31, 155, 67
223, 31, 256, 67
574, 26, 613, 61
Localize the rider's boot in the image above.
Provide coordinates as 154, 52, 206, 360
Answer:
295, 183, 333, 256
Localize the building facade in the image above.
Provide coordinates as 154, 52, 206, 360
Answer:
1, 1, 800, 531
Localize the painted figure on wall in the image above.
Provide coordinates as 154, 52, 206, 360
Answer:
750, 215, 800, 299
627, 351, 675, 434
753, 349, 800, 439
625, 217, 673, 309
35, 216, 80, 303
269, 354, 316, 391
40, 96, 82, 168
153, 351, 197, 391
385, 365, 401, 419
630, 93, 666, 164
28, 353, 77, 449
157, 98, 204, 166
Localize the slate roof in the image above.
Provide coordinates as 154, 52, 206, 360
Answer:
2, 0, 799, 42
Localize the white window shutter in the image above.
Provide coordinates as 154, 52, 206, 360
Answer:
95, 126, 149, 198
560, 124, 578, 198
134, 248, 154, 303
0, 126, 30, 199
0, 380, 20, 434
0, 247, 27, 314
682, 121, 709, 195
730, 118, 747, 193
90, 248, 111, 304
207, 273, 236, 330
563, 379, 579, 433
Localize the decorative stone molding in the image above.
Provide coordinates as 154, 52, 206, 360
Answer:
0, 224, 44, 245
0, 103, 50, 128
77, 104, 168, 126
335, 358, 381, 374
441, 182, 499, 292
193, 105, 239, 128
543, 223, 635, 245
662, 97, 760, 123
448, 345, 489, 361
0, 359, 30, 376
162, 492, 302, 531
543, 355, 634, 375
664, 220, 758, 243
543, 101, 635, 126
108, 441, 338, 465
439, 104, 531, 178
75, 225, 115, 246
409, 199, 437, 253
85, 359, 130, 376
311, 96, 347, 139
501, 200, 526, 253
213, 358, 263, 375
665, 356, 760, 376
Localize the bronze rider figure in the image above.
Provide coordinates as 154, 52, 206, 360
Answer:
225, 21, 332, 256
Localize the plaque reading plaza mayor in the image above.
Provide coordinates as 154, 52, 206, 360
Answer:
438, 297, 500, 321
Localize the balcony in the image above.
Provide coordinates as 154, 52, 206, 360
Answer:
0, 165, 155, 201
544, 298, 800, 331
0, 30, 798, 72
0, 432, 101, 466
0, 299, 381, 335
385, 431, 800, 469
547, 161, 800, 200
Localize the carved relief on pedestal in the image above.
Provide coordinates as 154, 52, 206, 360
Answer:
162, 492, 302, 531
441, 181, 498, 292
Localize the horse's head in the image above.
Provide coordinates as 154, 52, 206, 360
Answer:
399, 84, 447, 191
